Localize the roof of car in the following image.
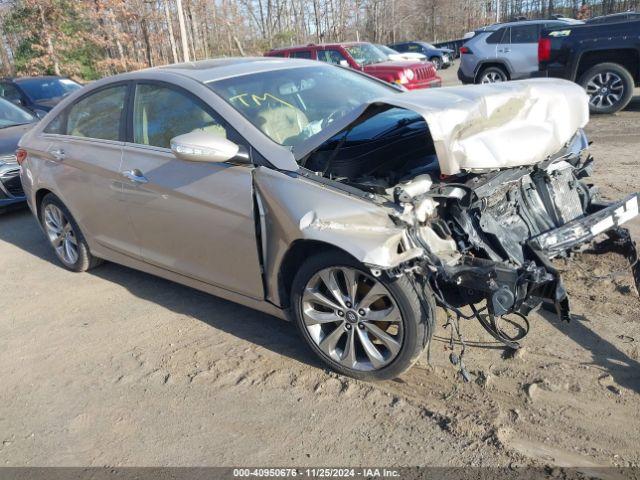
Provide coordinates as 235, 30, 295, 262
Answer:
2, 75, 70, 83
116, 57, 323, 84
486, 17, 581, 29
269, 42, 367, 52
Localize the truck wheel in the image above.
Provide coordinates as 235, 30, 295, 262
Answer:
477, 65, 508, 83
290, 251, 435, 381
579, 63, 634, 114
430, 56, 442, 70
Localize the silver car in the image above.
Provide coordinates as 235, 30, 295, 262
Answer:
19, 58, 639, 381
458, 19, 582, 84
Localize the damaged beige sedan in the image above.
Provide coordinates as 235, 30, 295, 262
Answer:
19, 58, 639, 380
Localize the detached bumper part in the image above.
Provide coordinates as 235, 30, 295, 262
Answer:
529, 193, 639, 255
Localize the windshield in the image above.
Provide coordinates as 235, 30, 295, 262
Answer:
345, 44, 389, 66
17, 78, 81, 102
0, 98, 36, 129
421, 42, 436, 49
208, 65, 398, 150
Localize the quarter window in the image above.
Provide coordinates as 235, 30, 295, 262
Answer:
132, 83, 228, 149
66, 85, 126, 140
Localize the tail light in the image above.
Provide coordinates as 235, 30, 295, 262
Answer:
459, 46, 472, 55
16, 148, 27, 166
538, 38, 551, 62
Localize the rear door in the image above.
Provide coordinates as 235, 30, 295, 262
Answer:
119, 81, 264, 298
40, 83, 138, 257
499, 24, 540, 78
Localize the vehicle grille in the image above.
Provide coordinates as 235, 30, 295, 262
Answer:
414, 65, 435, 81
1, 169, 24, 198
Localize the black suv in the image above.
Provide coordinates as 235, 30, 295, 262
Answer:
0, 76, 82, 117
538, 19, 640, 113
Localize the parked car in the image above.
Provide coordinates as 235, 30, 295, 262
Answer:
18, 59, 639, 380
265, 42, 441, 89
0, 76, 82, 117
433, 39, 466, 58
0, 98, 38, 210
375, 44, 427, 62
388, 41, 454, 69
538, 19, 640, 114
457, 18, 582, 84
585, 11, 640, 24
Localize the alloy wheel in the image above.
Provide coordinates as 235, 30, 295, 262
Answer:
301, 266, 403, 372
480, 70, 506, 83
43, 204, 79, 265
585, 71, 624, 109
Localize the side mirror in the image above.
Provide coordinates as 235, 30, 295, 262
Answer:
11, 98, 23, 106
170, 131, 247, 164
339, 59, 349, 67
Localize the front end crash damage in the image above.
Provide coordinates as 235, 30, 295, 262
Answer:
254, 79, 639, 375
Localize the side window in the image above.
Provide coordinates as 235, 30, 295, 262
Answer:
317, 49, 348, 65
510, 25, 539, 43
66, 85, 126, 140
133, 83, 229, 149
290, 50, 312, 59
391, 44, 406, 52
407, 44, 421, 52
0, 83, 23, 103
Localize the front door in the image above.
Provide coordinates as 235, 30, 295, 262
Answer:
119, 82, 264, 299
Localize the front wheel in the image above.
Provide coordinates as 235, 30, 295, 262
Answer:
291, 251, 434, 381
579, 62, 634, 114
430, 56, 442, 70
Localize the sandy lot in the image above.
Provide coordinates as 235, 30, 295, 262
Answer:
1, 62, 638, 468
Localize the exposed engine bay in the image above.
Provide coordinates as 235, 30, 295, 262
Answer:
299, 104, 640, 368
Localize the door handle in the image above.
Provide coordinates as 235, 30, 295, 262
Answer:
121, 169, 148, 184
49, 148, 65, 161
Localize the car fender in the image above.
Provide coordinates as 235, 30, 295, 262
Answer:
473, 59, 513, 80
252, 166, 421, 307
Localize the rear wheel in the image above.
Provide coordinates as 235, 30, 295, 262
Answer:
40, 193, 102, 272
579, 62, 634, 114
478, 65, 508, 83
430, 56, 443, 70
291, 251, 434, 381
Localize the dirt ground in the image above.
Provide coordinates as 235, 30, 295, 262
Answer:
1, 62, 639, 468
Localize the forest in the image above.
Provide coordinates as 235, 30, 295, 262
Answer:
0, 0, 638, 80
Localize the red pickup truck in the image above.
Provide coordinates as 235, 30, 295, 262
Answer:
265, 42, 442, 90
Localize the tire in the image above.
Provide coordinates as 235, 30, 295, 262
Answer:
477, 65, 509, 84
430, 56, 442, 70
579, 62, 634, 114
290, 250, 434, 381
39, 193, 102, 272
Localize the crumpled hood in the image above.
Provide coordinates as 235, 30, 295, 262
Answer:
295, 78, 589, 176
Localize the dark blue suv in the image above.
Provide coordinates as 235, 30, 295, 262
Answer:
388, 41, 454, 69
0, 76, 82, 118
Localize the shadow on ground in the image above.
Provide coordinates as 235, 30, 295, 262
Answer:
538, 306, 640, 394
0, 208, 321, 371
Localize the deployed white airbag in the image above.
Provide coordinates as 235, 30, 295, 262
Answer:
381, 78, 589, 175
